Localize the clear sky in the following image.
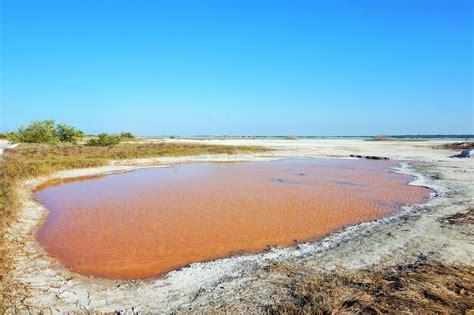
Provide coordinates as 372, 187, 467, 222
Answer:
1, 0, 472, 136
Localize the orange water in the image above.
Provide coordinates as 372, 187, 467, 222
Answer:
35, 159, 431, 279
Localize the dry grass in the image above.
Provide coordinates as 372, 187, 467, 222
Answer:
440, 142, 474, 150
0, 142, 267, 312
266, 260, 474, 314
439, 207, 474, 225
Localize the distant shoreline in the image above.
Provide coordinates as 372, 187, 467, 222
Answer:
140, 135, 474, 141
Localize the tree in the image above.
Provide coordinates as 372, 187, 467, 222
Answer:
7, 120, 60, 144
7, 120, 86, 144
56, 124, 84, 143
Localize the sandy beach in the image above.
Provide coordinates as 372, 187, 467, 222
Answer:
2, 138, 473, 313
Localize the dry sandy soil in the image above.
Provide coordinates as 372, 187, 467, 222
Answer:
2, 138, 473, 313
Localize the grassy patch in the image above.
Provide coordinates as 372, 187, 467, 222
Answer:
266, 260, 474, 314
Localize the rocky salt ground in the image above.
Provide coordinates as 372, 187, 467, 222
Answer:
2, 139, 473, 313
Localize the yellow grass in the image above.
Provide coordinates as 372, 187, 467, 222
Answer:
266, 260, 474, 314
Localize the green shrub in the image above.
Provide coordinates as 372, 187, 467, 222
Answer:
86, 133, 122, 146
120, 132, 135, 139
7, 120, 85, 144
7, 120, 61, 144
56, 123, 84, 143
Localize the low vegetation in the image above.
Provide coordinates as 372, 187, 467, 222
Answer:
441, 142, 474, 150
85, 132, 136, 146
6, 120, 139, 147
439, 207, 473, 225
6, 120, 84, 144
120, 132, 135, 139
86, 133, 123, 146
266, 260, 473, 314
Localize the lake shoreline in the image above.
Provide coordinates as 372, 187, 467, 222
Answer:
33, 158, 431, 280
3, 139, 473, 313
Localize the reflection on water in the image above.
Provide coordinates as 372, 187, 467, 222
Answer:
35, 159, 431, 279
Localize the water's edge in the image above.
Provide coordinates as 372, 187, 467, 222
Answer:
26, 157, 437, 281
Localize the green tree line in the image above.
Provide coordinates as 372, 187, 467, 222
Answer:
5, 120, 135, 146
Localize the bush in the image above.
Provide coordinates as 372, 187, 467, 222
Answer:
86, 133, 122, 146
120, 132, 135, 139
56, 124, 84, 143
7, 120, 85, 144
7, 120, 61, 144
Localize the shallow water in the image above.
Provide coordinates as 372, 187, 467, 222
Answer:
35, 159, 431, 279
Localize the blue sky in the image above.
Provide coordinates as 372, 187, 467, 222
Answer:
1, 0, 472, 136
